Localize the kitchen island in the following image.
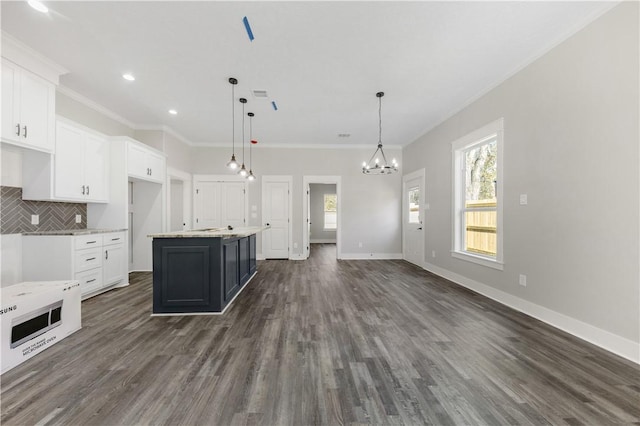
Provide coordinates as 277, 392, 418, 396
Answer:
149, 227, 264, 315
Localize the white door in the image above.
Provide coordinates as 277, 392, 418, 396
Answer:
1, 60, 19, 143
195, 181, 221, 229
103, 243, 125, 286
221, 182, 246, 228
403, 174, 424, 266
19, 69, 52, 151
263, 181, 289, 259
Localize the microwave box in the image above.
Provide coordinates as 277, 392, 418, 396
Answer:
1, 281, 81, 374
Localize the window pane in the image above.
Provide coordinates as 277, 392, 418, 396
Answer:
464, 210, 496, 256
465, 139, 497, 207
324, 211, 337, 229
324, 194, 337, 212
408, 187, 420, 223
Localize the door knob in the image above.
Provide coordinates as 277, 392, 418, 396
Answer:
417, 227, 423, 230
266, 223, 270, 226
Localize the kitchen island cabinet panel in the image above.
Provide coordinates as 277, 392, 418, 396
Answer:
151, 230, 260, 315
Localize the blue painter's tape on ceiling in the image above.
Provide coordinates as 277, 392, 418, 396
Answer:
271, 101, 278, 111
243, 16, 254, 41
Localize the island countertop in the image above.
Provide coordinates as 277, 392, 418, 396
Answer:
148, 226, 267, 239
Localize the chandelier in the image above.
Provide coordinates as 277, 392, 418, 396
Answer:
362, 92, 398, 174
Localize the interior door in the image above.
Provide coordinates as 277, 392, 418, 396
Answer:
403, 176, 424, 266
221, 182, 246, 228
195, 181, 221, 229
263, 181, 289, 259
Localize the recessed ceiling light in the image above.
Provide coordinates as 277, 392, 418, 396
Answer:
168, 109, 177, 115
122, 73, 135, 81
28, 1, 48, 13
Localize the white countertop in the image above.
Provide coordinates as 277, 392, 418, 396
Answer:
148, 226, 268, 239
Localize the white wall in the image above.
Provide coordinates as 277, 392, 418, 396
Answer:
402, 3, 639, 358
57, 91, 135, 137
170, 179, 184, 231
310, 184, 337, 242
191, 146, 403, 257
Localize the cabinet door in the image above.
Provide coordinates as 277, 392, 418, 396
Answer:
146, 151, 164, 183
84, 133, 108, 201
75, 268, 103, 297
18, 68, 54, 152
103, 243, 125, 286
127, 143, 148, 179
54, 122, 85, 200
1, 60, 19, 143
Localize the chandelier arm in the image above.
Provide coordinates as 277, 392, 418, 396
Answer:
366, 146, 381, 166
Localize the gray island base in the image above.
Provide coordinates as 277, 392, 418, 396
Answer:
149, 227, 264, 315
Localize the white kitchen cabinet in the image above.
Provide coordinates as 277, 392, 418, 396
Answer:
127, 142, 165, 183
1, 59, 55, 153
54, 119, 108, 202
22, 231, 127, 299
22, 118, 109, 203
103, 233, 126, 286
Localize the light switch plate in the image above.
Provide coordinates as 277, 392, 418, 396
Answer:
31, 214, 39, 225
520, 194, 528, 205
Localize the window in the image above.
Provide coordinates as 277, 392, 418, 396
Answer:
408, 187, 420, 223
452, 118, 503, 270
324, 194, 337, 230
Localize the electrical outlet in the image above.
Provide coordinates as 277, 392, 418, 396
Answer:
31, 214, 39, 225
519, 274, 527, 287
75, 214, 82, 224
358, 242, 363, 248
432, 250, 436, 258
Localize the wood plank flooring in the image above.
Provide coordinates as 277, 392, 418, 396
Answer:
2, 243, 639, 425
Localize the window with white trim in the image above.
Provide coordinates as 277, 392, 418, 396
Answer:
452, 118, 504, 270
324, 194, 337, 230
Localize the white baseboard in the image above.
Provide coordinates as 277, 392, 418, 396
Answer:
340, 253, 403, 260
289, 254, 306, 260
310, 239, 337, 244
257, 254, 266, 261
422, 261, 640, 364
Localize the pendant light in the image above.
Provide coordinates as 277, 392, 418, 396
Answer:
247, 112, 256, 181
238, 97, 248, 177
226, 78, 239, 170
362, 92, 398, 174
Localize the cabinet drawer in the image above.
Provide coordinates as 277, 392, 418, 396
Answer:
75, 247, 102, 273
75, 268, 103, 296
75, 234, 103, 250
103, 232, 125, 247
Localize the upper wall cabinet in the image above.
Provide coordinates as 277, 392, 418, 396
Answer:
53, 119, 108, 202
22, 118, 109, 203
1, 59, 55, 153
127, 142, 165, 183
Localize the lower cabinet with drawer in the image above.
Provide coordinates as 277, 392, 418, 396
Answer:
22, 232, 127, 299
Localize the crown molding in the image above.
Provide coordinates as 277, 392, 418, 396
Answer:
57, 85, 137, 129
1, 31, 68, 84
190, 142, 403, 150
135, 124, 195, 147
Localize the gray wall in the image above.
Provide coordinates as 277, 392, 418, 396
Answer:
310, 184, 337, 242
56, 91, 135, 137
191, 146, 403, 257
402, 3, 639, 343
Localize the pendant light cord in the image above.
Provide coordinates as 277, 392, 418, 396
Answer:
249, 115, 253, 168
241, 102, 245, 163
231, 83, 235, 153
378, 94, 382, 145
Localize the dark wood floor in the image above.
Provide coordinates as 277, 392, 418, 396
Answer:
2, 243, 639, 425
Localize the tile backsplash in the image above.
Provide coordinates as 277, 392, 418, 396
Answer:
1, 186, 87, 234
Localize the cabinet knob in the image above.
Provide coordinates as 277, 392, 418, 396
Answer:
105, 250, 109, 260
82, 185, 86, 195
23, 125, 27, 138
86, 185, 90, 196
15, 124, 20, 136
